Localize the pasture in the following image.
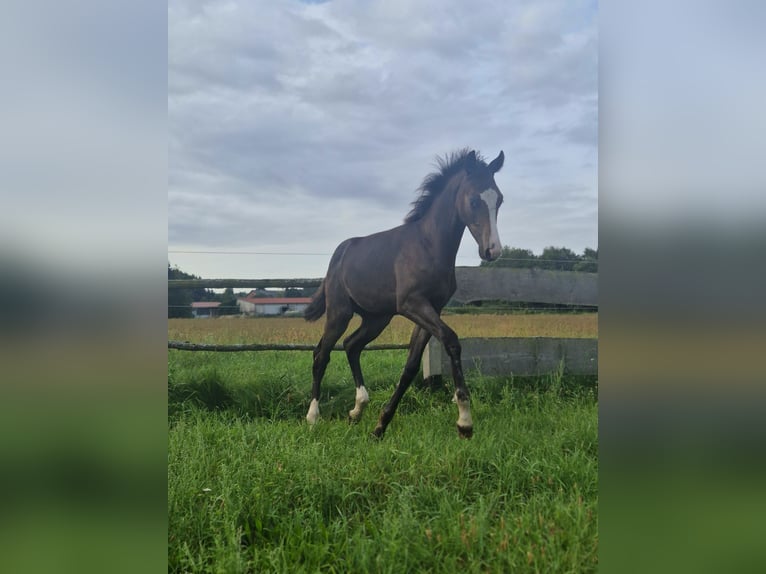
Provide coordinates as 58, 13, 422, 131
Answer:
168, 315, 598, 572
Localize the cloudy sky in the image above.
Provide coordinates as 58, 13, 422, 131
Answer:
169, 0, 597, 279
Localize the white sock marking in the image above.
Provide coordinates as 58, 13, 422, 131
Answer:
480, 189, 502, 259
454, 392, 473, 428
348, 385, 369, 421
306, 398, 320, 425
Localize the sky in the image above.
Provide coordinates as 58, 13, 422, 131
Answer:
168, 0, 597, 279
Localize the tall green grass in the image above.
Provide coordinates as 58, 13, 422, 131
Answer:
169, 349, 597, 573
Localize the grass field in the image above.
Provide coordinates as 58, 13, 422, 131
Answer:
168, 314, 598, 573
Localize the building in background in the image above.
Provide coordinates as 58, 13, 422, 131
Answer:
237, 296, 312, 317
191, 301, 221, 318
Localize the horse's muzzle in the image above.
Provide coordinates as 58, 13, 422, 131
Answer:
482, 245, 502, 261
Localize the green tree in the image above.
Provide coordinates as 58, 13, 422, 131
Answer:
217, 287, 240, 316
481, 245, 598, 273
538, 246, 579, 271
480, 246, 537, 268
573, 247, 598, 273
168, 264, 192, 318
168, 263, 214, 318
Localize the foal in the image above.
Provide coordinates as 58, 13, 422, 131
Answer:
304, 148, 504, 438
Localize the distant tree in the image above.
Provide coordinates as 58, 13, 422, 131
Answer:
217, 287, 240, 316
168, 262, 214, 318
302, 286, 320, 297
538, 246, 579, 271
168, 263, 214, 301
168, 264, 192, 318
284, 288, 303, 298
481, 245, 598, 272
573, 247, 598, 273
480, 246, 537, 268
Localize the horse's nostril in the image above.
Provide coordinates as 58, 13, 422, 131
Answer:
485, 248, 492, 260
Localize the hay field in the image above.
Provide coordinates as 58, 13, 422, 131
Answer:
168, 313, 598, 346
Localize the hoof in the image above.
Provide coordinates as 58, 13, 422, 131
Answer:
457, 425, 473, 439
371, 427, 385, 440
348, 413, 360, 425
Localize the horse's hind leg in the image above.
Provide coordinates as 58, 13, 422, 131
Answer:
343, 314, 392, 422
306, 303, 353, 425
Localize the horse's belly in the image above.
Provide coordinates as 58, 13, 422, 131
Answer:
345, 280, 398, 315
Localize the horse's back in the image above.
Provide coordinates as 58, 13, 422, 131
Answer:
329, 226, 406, 315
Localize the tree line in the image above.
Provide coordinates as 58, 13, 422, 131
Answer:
480, 246, 598, 272
168, 264, 240, 318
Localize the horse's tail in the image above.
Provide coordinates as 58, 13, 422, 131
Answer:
303, 238, 354, 323
303, 279, 326, 322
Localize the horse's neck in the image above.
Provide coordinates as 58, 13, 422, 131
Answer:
419, 181, 465, 263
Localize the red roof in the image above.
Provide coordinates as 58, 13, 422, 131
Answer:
191, 301, 221, 308
238, 297, 312, 305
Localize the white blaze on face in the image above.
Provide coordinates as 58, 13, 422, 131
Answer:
306, 399, 320, 425
348, 385, 370, 421
479, 188, 502, 260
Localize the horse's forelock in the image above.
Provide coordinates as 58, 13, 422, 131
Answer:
404, 149, 486, 223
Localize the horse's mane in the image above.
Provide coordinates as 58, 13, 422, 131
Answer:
404, 148, 487, 223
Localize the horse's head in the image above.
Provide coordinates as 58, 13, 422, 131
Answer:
457, 150, 505, 261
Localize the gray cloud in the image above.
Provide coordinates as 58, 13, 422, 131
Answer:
169, 0, 598, 278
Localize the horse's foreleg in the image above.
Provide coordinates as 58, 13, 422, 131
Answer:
400, 302, 473, 438
372, 326, 431, 438
446, 337, 472, 439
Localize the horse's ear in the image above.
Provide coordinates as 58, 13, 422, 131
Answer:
465, 150, 477, 173
488, 150, 504, 173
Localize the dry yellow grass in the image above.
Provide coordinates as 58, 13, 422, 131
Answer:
169, 313, 597, 345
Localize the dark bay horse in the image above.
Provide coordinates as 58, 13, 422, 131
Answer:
304, 148, 505, 438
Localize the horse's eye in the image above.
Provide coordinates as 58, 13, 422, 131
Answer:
470, 197, 480, 209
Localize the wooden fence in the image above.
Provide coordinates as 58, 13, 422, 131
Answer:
168, 267, 598, 378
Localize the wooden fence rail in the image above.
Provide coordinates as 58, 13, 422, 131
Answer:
168, 341, 408, 352
168, 278, 321, 290
168, 268, 598, 378
168, 267, 597, 306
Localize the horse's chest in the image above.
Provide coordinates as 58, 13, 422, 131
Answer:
427, 270, 456, 305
